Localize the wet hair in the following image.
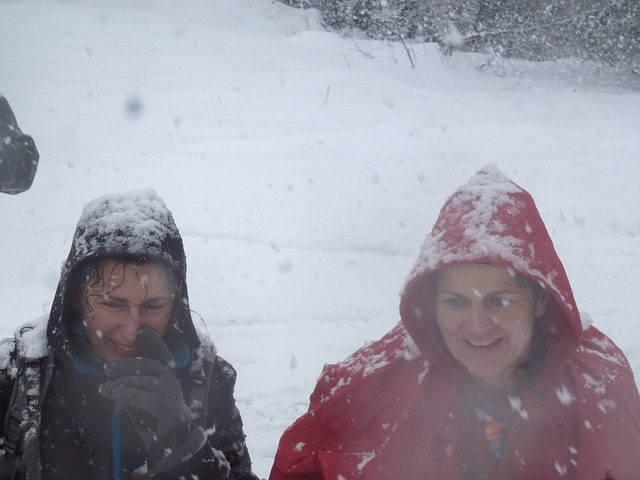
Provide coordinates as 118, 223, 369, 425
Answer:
68, 255, 179, 323
514, 272, 546, 302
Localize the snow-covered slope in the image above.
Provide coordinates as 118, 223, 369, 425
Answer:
1, 0, 639, 476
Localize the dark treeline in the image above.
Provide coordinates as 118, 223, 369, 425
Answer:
281, 0, 640, 70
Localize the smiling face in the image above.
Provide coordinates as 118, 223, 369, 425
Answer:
78, 259, 176, 361
435, 263, 547, 388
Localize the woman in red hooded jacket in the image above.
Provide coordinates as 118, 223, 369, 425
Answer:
269, 166, 640, 480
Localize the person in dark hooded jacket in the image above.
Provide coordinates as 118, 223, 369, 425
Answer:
0, 189, 259, 480
269, 166, 640, 480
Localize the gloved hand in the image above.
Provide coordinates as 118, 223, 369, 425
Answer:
99, 328, 207, 476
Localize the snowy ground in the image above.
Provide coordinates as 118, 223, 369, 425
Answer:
1, 0, 639, 476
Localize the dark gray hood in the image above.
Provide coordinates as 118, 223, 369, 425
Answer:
47, 189, 200, 368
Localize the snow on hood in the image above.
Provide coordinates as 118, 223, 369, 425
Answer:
47, 188, 200, 366
399, 166, 582, 381
73, 188, 180, 261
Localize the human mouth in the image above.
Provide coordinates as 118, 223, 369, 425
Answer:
114, 342, 138, 354
466, 338, 500, 347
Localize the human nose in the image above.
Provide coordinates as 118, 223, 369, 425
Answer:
467, 304, 494, 333
119, 306, 142, 341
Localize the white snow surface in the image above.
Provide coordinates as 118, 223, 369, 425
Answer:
1, 0, 639, 477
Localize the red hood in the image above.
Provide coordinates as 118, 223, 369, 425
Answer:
400, 166, 583, 382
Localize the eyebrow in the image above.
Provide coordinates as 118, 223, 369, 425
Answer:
436, 288, 520, 297
99, 294, 174, 303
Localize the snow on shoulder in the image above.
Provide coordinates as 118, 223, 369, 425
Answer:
0, 316, 48, 374
317, 323, 424, 402
17, 316, 49, 361
73, 188, 178, 259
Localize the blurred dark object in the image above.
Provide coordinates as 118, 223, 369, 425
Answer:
0, 96, 39, 195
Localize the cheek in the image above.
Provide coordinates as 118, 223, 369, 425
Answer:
500, 314, 535, 344
83, 320, 106, 353
77, 298, 92, 322
140, 313, 172, 333
435, 309, 461, 335
85, 314, 118, 336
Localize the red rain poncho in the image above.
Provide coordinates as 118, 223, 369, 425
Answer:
269, 167, 640, 480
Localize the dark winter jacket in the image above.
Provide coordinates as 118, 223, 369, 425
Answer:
269, 166, 640, 480
0, 95, 39, 195
0, 189, 258, 480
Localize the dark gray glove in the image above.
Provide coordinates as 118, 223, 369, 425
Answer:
99, 329, 207, 476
